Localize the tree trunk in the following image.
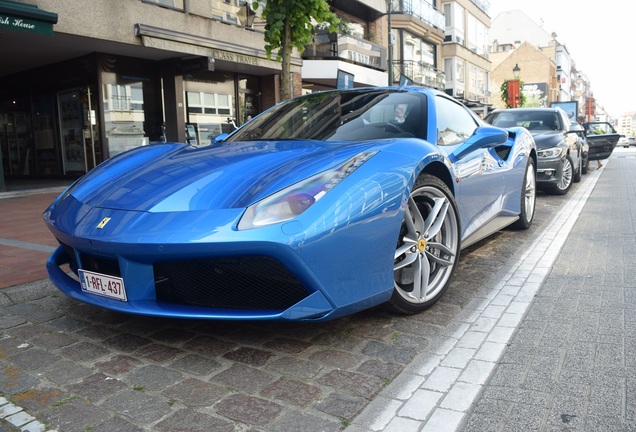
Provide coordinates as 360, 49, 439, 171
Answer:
280, 16, 293, 101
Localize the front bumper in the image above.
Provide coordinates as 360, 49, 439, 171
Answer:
536, 157, 564, 187
44, 193, 399, 321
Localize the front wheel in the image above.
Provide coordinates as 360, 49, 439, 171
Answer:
550, 155, 573, 195
512, 158, 536, 229
387, 174, 461, 314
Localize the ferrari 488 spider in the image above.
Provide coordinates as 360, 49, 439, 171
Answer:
44, 87, 537, 321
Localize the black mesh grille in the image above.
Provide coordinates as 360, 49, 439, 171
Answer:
154, 256, 310, 310
495, 145, 511, 160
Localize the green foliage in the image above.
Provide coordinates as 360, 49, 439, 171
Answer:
500, 79, 527, 108
254, 0, 339, 62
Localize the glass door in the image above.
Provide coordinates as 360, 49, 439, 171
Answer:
57, 87, 100, 174
58, 89, 87, 174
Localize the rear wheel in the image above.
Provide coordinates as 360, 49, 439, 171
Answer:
512, 158, 536, 229
387, 174, 460, 314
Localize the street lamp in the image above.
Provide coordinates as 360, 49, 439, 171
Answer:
386, 0, 393, 86
507, 63, 521, 108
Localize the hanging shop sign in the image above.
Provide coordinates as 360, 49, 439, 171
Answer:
0, 1, 58, 35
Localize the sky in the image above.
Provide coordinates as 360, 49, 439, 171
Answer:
488, 0, 634, 117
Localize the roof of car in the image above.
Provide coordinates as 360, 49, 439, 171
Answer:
490, 107, 562, 113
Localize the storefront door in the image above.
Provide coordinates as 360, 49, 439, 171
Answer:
57, 87, 99, 174
0, 110, 30, 176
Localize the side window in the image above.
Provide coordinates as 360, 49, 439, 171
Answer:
435, 96, 478, 145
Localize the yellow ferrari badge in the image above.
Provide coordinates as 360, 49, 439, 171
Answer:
96, 217, 111, 229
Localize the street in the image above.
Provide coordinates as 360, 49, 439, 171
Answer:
0, 147, 635, 431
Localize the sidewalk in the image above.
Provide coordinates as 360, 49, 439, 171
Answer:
459, 153, 636, 431
0, 190, 66, 289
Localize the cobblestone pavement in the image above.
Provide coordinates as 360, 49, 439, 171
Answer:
0, 151, 626, 431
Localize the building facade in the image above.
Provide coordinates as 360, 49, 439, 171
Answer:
301, 0, 446, 93
441, 0, 492, 116
488, 9, 597, 119
0, 0, 295, 184
1, 0, 499, 188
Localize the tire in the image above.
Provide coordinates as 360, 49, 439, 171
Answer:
550, 155, 573, 195
573, 153, 582, 183
582, 157, 588, 175
387, 174, 461, 314
512, 158, 536, 230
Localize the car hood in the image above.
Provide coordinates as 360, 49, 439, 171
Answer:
66, 141, 376, 212
530, 131, 564, 150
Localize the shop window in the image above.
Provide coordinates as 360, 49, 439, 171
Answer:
186, 90, 234, 143
102, 78, 148, 157
187, 91, 232, 117
106, 84, 144, 113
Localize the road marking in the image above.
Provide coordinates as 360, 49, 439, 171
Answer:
0, 238, 56, 253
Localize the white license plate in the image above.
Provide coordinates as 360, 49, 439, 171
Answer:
79, 269, 127, 301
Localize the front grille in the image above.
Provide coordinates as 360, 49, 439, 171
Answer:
79, 253, 121, 277
154, 256, 310, 310
495, 145, 511, 160
58, 241, 121, 277
59, 241, 78, 269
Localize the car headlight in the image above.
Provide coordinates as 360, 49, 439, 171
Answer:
238, 151, 377, 230
537, 147, 564, 158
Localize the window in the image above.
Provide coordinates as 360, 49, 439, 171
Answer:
466, 14, 488, 56
444, 58, 453, 82
143, 0, 184, 10
435, 96, 478, 145
443, 2, 464, 45
228, 90, 428, 142
402, 31, 435, 66
187, 92, 232, 116
105, 84, 144, 112
456, 59, 465, 83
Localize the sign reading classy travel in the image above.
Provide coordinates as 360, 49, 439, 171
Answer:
211, 50, 258, 66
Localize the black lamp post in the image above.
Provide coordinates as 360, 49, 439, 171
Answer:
386, 0, 393, 85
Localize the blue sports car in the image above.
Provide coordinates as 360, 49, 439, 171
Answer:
44, 87, 537, 321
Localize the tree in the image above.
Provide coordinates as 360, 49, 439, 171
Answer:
254, 0, 339, 101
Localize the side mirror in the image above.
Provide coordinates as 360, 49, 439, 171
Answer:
449, 126, 508, 162
213, 133, 229, 144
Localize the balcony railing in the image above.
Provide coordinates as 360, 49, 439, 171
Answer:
393, 60, 445, 90
397, 0, 445, 30
303, 30, 388, 71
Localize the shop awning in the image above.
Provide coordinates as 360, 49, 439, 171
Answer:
0, 0, 58, 35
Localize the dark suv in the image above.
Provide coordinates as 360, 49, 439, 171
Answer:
485, 107, 583, 195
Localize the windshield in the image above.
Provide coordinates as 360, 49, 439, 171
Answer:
488, 111, 560, 131
226, 89, 428, 142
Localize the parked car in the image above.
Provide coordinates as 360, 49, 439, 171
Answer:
485, 107, 583, 195
619, 137, 629, 148
629, 137, 636, 147
44, 87, 537, 322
